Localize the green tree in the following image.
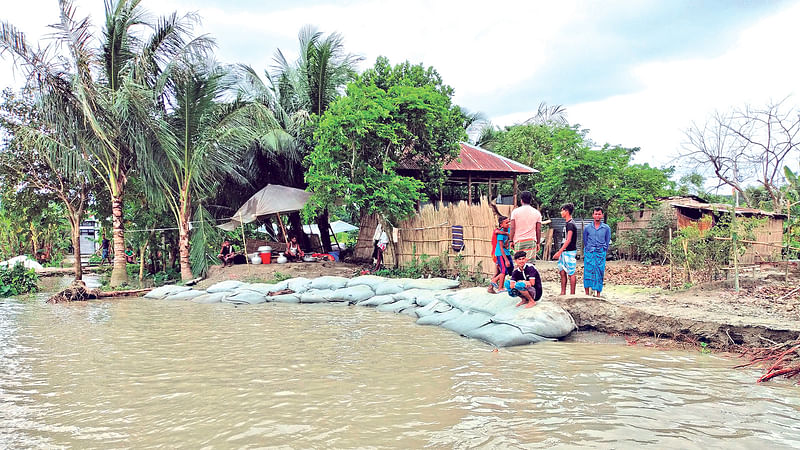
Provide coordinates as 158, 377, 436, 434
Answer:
147, 60, 280, 280
492, 123, 673, 219
0, 0, 211, 286
306, 60, 466, 261
0, 87, 92, 279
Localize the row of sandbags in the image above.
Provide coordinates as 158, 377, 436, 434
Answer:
143, 275, 576, 347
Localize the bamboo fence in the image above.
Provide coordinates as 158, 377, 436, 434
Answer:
355, 197, 513, 276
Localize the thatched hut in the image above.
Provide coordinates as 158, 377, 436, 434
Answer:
617, 196, 786, 264
354, 143, 537, 275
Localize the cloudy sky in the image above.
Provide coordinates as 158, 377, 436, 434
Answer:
2, 0, 798, 172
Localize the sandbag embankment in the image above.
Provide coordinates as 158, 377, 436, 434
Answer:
147, 276, 576, 347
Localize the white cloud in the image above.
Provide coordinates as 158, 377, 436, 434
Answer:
2, 0, 798, 176
512, 1, 800, 168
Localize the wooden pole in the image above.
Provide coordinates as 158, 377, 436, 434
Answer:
238, 211, 249, 265
731, 201, 739, 293
276, 212, 289, 247
329, 223, 341, 252
668, 228, 673, 290
488, 177, 492, 202
513, 175, 518, 206
468, 174, 472, 205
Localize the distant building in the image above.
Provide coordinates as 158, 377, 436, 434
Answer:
617, 196, 786, 264
79, 218, 101, 255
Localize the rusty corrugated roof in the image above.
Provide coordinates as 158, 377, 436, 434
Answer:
397, 142, 537, 174
668, 198, 786, 218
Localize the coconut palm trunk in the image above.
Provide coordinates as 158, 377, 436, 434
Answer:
178, 190, 193, 280
110, 190, 128, 286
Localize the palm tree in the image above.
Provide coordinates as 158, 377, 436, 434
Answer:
271, 25, 362, 251
523, 102, 568, 126
146, 59, 283, 280
0, 0, 211, 286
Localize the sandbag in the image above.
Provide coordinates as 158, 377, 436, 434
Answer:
191, 292, 230, 304
439, 310, 493, 336
330, 285, 375, 303
238, 283, 279, 295
376, 299, 415, 313
143, 285, 191, 299
224, 290, 267, 305
286, 277, 312, 294
398, 306, 420, 318
300, 289, 335, 303
310, 276, 349, 291
413, 290, 453, 307
416, 308, 464, 326
491, 302, 576, 338
404, 277, 460, 290
162, 289, 205, 301
393, 288, 445, 306
346, 275, 387, 290
374, 279, 407, 296
268, 293, 300, 303
356, 295, 397, 307
466, 323, 552, 347
205, 280, 244, 293
415, 299, 453, 318
447, 288, 517, 315
270, 280, 290, 291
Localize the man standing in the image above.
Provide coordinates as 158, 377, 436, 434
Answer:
509, 191, 542, 260
553, 203, 577, 295
100, 234, 111, 266
583, 207, 611, 297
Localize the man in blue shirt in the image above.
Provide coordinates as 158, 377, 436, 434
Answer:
583, 207, 611, 297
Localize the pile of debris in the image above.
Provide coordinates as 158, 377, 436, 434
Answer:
736, 338, 800, 384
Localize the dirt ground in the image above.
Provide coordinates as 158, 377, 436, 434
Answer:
196, 259, 800, 350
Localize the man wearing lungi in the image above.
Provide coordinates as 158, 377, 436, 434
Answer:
509, 191, 542, 259
583, 207, 611, 297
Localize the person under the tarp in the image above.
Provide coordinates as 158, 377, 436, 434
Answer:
218, 240, 236, 267
286, 235, 305, 261
125, 246, 136, 264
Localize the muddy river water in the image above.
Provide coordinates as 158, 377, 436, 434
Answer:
1, 295, 799, 448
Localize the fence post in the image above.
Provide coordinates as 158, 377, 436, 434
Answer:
731, 203, 739, 293
668, 228, 673, 290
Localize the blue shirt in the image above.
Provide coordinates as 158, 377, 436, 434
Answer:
495, 229, 511, 256
583, 222, 611, 253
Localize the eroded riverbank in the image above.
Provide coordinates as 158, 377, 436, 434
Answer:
195, 260, 800, 350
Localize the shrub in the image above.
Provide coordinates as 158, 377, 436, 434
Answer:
616, 210, 672, 264
0, 263, 39, 296
668, 215, 760, 283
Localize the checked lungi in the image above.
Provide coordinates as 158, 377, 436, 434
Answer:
514, 238, 537, 256
583, 249, 607, 293
557, 250, 577, 276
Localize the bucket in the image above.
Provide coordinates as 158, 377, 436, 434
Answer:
259, 252, 272, 264
329, 250, 340, 262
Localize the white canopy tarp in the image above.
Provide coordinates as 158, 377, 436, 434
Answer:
218, 184, 312, 231
302, 220, 359, 236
